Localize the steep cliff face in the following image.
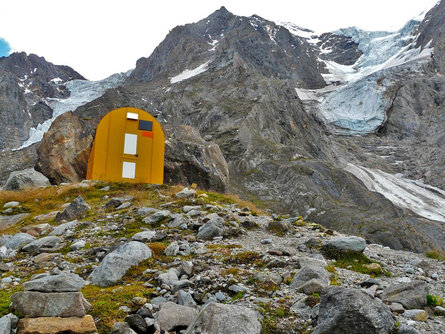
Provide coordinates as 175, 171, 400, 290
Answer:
0, 52, 84, 149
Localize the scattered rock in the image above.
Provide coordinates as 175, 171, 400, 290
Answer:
164, 241, 180, 256
2, 233, 35, 250
290, 265, 330, 294
177, 290, 197, 307
3, 201, 20, 208
321, 236, 367, 259
404, 309, 427, 322
313, 286, 395, 334
157, 302, 199, 332
55, 196, 90, 222
49, 220, 78, 236
125, 314, 148, 334
381, 281, 428, 309
185, 302, 261, 334
142, 210, 170, 224
21, 236, 62, 253
175, 187, 197, 198
3, 168, 50, 191
89, 241, 152, 287
0, 213, 30, 231
0, 314, 18, 334
132, 230, 156, 242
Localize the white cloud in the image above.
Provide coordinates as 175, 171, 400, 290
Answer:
0, 0, 438, 80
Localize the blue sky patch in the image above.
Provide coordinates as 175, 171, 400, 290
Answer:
0, 38, 11, 57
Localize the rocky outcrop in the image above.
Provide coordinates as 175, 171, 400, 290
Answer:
55, 196, 90, 222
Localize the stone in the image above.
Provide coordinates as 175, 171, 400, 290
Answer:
23, 272, 85, 292
33, 253, 58, 264
0, 313, 18, 334
49, 220, 78, 236
55, 196, 90, 222
177, 290, 197, 307
22, 223, 53, 236
2, 233, 35, 250
404, 309, 427, 322
125, 314, 148, 334
104, 197, 132, 211
3, 201, 19, 208
33, 212, 59, 222
89, 241, 152, 287
228, 284, 248, 293
389, 302, 405, 313
137, 207, 157, 216
16, 315, 96, 334
132, 230, 156, 242
175, 187, 196, 198
433, 305, 445, 316
142, 210, 170, 224
267, 220, 294, 234
172, 280, 191, 293
0, 213, 30, 231
110, 322, 137, 334
178, 260, 194, 276
168, 214, 188, 228
22, 236, 62, 253
290, 266, 330, 294
253, 272, 282, 285
321, 236, 367, 259
298, 256, 327, 268
164, 241, 180, 256
3, 168, 50, 191
183, 206, 201, 213
381, 280, 428, 309
185, 302, 261, 334
157, 302, 199, 332
313, 286, 395, 334
116, 202, 131, 210
71, 240, 86, 250
398, 325, 420, 334
11, 291, 91, 318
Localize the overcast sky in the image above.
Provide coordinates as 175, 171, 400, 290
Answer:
0, 0, 438, 80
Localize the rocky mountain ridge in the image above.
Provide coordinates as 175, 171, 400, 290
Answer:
0, 182, 444, 333
0, 4, 444, 253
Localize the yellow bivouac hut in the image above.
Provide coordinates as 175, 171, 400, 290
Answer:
87, 107, 165, 184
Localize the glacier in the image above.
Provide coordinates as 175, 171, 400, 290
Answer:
15, 71, 129, 150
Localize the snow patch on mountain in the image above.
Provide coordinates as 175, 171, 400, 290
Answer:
16, 71, 129, 150
346, 163, 445, 222
170, 60, 211, 84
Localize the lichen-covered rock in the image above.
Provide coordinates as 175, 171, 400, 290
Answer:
290, 265, 330, 294
21, 236, 62, 253
313, 286, 395, 334
2, 233, 35, 250
89, 241, 152, 287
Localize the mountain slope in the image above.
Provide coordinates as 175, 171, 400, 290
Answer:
33, 6, 445, 252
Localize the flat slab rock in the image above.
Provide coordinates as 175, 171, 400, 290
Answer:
17, 315, 97, 334
23, 272, 86, 292
11, 291, 91, 318
0, 214, 30, 231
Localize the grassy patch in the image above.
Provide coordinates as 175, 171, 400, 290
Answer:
425, 249, 445, 261
332, 252, 390, 277
427, 294, 443, 307
224, 251, 263, 265
256, 302, 294, 334
82, 284, 154, 334
0, 286, 22, 317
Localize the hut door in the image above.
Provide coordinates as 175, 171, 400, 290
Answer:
122, 112, 140, 182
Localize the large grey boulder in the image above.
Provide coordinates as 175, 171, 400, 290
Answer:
380, 280, 428, 309
157, 302, 199, 332
11, 291, 91, 318
0, 313, 18, 334
23, 272, 85, 292
2, 168, 50, 190
21, 236, 62, 253
290, 266, 330, 294
313, 286, 395, 334
322, 236, 367, 259
2, 232, 35, 250
89, 241, 152, 287
197, 215, 226, 240
185, 302, 261, 334
142, 210, 170, 224
55, 196, 91, 222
